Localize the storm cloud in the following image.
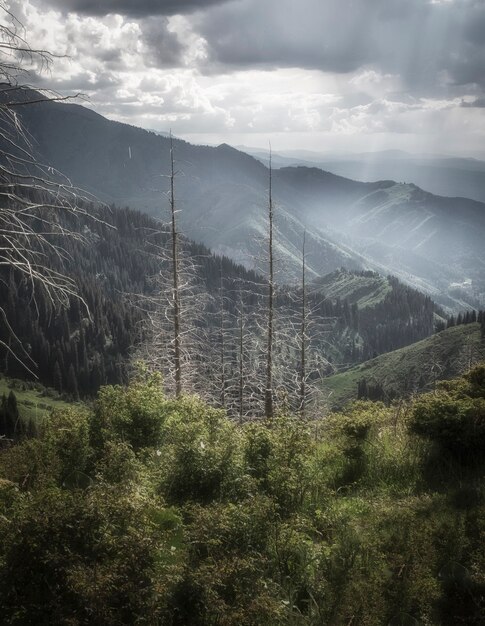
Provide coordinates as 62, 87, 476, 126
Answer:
11, 0, 485, 155
32, 0, 485, 95
194, 0, 485, 93
39, 0, 232, 17
461, 97, 485, 108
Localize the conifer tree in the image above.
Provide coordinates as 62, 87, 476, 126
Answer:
67, 363, 79, 400
0, 392, 7, 438
53, 360, 63, 394
6, 390, 19, 437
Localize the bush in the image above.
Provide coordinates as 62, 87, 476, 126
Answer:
0, 406, 92, 490
325, 402, 391, 487
410, 366, 485, 458
0, 484, 185, 625
45, 407, 92, 486
180, 497, 283, 625
92, 372, 167, 451
1, 369, 485, 624
158, 397, 243, 504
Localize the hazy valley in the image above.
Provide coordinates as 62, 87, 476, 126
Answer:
11, 91, 485, 312
1, 1, 485, 623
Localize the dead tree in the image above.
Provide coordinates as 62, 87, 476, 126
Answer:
169, 132, 182, 398
265, 147, 274, 418
238, 294, 244, 420
131, 134, 214, 399
0, 3, 98, 375
218, 267, 225, 408
300, 230, 307, 417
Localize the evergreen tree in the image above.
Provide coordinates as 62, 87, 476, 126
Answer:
0, 391, 20, 439
67, 364, 79, 400
0, 393, 7, 438
54, 360, 63, 394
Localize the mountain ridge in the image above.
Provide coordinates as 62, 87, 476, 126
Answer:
5, 90, 485, 311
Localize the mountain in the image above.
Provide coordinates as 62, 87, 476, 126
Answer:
322, 321, 485, 409
311, 268, 392, 309
317, 154, 485, 205
241, 147, 485, 205
6, 89, 485, 311
313, 268, 438, 363
0, 203, 436, 399
274, 167, 485, 310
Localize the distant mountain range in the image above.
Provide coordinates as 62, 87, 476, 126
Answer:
240, 147, 485, 205
7, 89, 485, 311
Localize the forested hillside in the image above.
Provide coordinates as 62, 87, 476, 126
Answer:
5, 89, 485, 310
0, 204, 436, 402
323, 320, 485, 408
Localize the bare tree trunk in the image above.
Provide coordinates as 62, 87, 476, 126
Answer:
219, 264, 226, 409
239, 293, 244, 422
0, 5, 101, 375
265, 147, 274, 418
169, 132, 182, 398
300, 230, 306, 417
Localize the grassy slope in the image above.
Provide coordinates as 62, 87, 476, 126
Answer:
323, 323, 484, 409
0, 375, 74, 423
312, 269, 391, 308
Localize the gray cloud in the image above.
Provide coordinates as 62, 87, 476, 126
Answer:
32, 0, 485, 96
461, 97, 485, 108
195, 0, 378, 74
40, 0, 232, 17
22, 69, 122, 97
193, 0, 485, 94
17, 0, 485, 155
140, 17, 185, 68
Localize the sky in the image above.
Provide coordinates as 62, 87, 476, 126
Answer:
7, 0, 485, 156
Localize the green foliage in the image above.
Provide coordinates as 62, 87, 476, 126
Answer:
92, 371, 167, 451
158, 397, 243, 504
0, 406, 92, 490
324, 401, 391, 488
410, 364, 485, 458
179, 497, 282, 625
0, 484, 184, 625
243, 416, 317, 516
45, 408, 92, 485
1, 368, 484, 624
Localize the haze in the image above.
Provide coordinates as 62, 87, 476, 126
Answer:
12, 0, 485, 158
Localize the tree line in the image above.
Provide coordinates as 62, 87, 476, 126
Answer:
0, 197, 439, 414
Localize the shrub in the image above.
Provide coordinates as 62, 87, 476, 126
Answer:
243, 416, 317, 516
92, 372, 167, 451
0, 483, 185, 625
158, 397, 243, 504
325, 402, 391, 487
0, 407, 92, 490
410, 388, 485, 458
180, 497, 283, 625
44, 407, 92, 486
